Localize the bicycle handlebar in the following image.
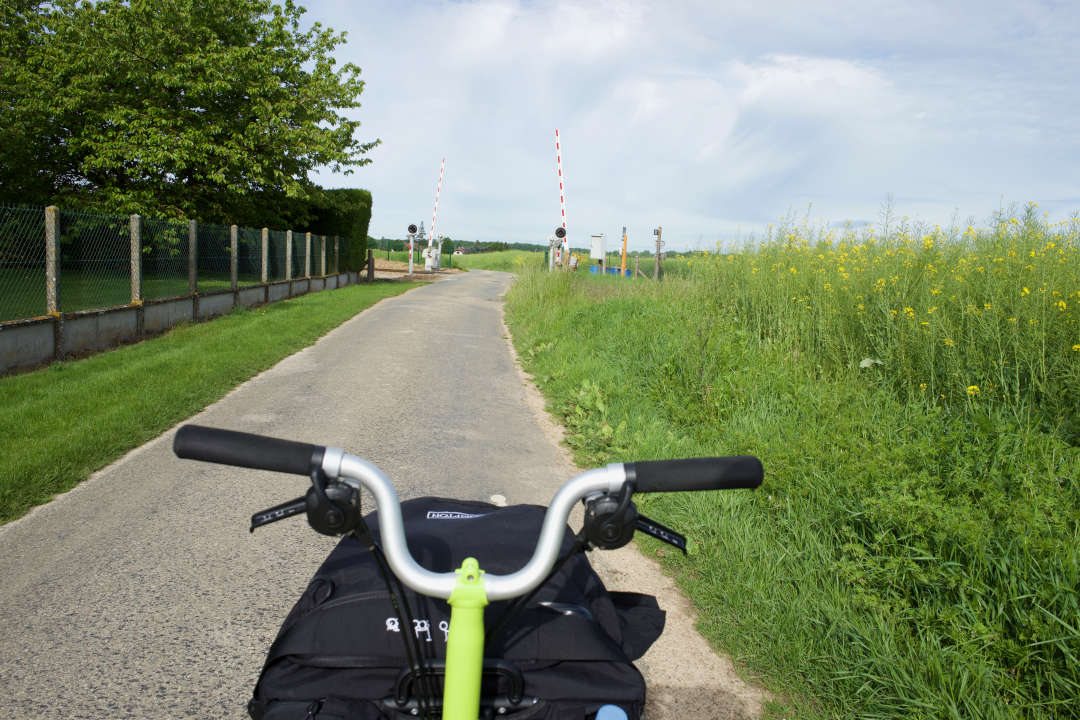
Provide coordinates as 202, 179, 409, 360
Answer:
174, 425, 324, 476
172, 424, 761, 602
627, 456, 763, 492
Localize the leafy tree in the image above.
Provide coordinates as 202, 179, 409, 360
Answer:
0, 0, 377, 221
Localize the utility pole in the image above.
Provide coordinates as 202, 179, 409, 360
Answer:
653, 226, 663, 281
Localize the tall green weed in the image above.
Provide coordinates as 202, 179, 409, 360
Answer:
505, 231, 1080, 718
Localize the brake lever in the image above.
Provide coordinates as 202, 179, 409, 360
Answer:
250, 496, 308, 533
635, 513, 687, 555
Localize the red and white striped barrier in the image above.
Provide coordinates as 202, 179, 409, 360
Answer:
430, 157, 445, 246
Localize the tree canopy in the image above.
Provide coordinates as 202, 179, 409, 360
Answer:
0, 0, 377, 222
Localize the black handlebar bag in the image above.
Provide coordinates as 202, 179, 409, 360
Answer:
248, 497, 666, 720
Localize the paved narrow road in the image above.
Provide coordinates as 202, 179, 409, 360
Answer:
0, 270, 762, 719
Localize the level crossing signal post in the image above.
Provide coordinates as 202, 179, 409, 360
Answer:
549, 227, 567, 272
407, 224, 418, 275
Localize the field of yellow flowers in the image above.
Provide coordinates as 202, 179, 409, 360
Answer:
675, 204, 1079, 438
505, 206, 1078, 718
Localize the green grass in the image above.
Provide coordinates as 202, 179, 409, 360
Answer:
0, 281, 416, 523
502, 211, 1080, 718
454, 250, 546, 272
1, 269, 268, 321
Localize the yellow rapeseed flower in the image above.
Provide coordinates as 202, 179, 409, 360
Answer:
944, 338, 955, 347
1073, 344, 1080, 352
1056, 300, 1067, 311
1022, 287, 1031, 296
967, 385, 980, 396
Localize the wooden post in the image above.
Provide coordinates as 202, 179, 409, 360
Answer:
129, 215, 142, 303
45, 206, 60, 314
260, 228, 268, 284
285, 230, 293, 281
367, 249, 375, 282
230, 224, 238, 294
633, 256, 639, 280
45, 206, 63, 360
130, 214, 144, 336
188, 220, 197, 293
304, 231, 311, 278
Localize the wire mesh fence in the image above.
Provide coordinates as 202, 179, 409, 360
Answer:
60, 208, 131, 312
237, 227, 262, 287
268, 230, 288, 281
291, 232, 304, 280
328, 236, 338, 274
196, 223, 231, 293
142, 217, 191, 300
0, 205, 46, 322
312, 234, 324, 276
2, 205, 363, 324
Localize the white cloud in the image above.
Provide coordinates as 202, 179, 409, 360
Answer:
306, 0, 1080, 250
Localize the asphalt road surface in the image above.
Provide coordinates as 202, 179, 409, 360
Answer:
0, 270, 761, 719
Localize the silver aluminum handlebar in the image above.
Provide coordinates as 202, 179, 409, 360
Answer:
320, 447, 628, 601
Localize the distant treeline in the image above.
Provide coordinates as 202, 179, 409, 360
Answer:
369, 238, 548, 254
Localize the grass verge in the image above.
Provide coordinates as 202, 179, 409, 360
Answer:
504, 267, 1079, 719
0, 281, 415, 523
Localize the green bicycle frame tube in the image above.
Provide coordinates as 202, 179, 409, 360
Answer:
443, 558, 488, 720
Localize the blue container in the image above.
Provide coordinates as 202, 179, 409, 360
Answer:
589, 265, 599, 274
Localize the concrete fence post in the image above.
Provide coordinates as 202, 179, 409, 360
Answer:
188, 220, 197, 294
45, 206, 60, 314
304, 231, 311, 278
45, 205, 64, 360
285, 230, 293, 281
334, 236, 340, 274
320, 235, 326, 276
130, 214, 142, 303
261, 227, 268, 284
230, 224, 238, 292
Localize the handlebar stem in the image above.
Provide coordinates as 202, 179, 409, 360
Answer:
327, 451, 627, 601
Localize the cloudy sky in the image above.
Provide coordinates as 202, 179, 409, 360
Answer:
305, 0, 1079, 251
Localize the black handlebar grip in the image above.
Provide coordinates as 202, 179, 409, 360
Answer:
173, 424, 324, 476
627, 456, 763, 493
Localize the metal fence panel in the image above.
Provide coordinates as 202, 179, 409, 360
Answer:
2, 204, 365, 325
0, 205, 46, 322
268, 230, 288, 281
59, 208, 130, 312
197, 223, 231, 292
142, 216, 190, 300
291, 232, 304, 280
237, 227, 262, 287
312, 234, 324, 276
